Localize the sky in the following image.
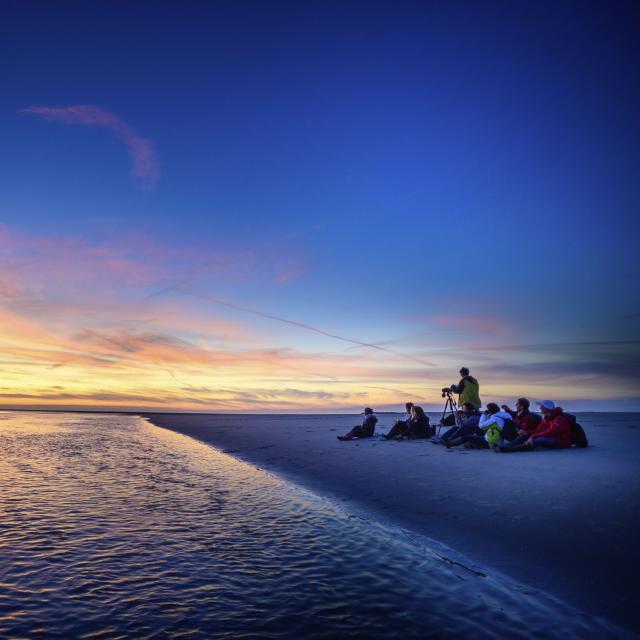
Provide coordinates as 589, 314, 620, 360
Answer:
1, 0, 639, 412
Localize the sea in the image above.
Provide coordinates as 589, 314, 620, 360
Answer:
0, 411, 633, 639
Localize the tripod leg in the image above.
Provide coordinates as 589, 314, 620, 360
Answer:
438, 398, 456, 436
438, 399, 448, 436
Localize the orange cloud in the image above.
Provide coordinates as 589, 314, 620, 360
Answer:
0, 224, 336, 410
3, 224, 635, 411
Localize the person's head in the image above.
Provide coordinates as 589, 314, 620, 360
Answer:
459, 367, 470, 377
405, 402, 414, 412
486, 402, 500, 415
411, 405, 425, 419
515, 397, 530, 412
363, 407, 374, 415
536, 400, 555, 415
462, 402, 475, 414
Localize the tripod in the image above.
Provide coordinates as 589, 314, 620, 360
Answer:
437, 390, 458, 436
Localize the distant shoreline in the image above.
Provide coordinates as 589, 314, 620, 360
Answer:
2, 407, 639, 415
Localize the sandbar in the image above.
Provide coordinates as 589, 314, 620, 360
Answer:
143, 412, 640, 634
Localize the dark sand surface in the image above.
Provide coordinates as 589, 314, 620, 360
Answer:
144, 412, 640, 634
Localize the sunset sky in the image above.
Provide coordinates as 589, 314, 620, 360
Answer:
1, 1, 639, 412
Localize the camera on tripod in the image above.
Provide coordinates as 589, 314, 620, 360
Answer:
437, 387, 458, 433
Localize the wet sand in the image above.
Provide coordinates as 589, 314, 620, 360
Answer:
143, 412, 640, 634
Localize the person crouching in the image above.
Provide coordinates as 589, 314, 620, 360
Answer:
337, 408, 378, 441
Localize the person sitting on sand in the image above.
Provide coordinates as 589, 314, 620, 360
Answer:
383, 405, 432, 440
383, 404, 416, 439
404, 405, 433, 439
498, 398, 542, 449
500, 401, 572, 452
448, 403, 510, 450
386, 402, 414, 437
433, 402, 481, 445
478, 403, 513, 450
337, 408, 378, 441
442, 367, 482, 411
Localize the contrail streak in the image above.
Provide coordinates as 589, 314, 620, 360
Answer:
177, 289, 435, 367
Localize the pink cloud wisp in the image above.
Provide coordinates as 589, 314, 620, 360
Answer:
21, 104, 159, 189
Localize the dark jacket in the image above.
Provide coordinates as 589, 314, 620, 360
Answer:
361, 413, 378, 437
456, 410, 481, 432
404, 414, 431, 439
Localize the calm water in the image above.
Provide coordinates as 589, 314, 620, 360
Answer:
0, 411, 630, 639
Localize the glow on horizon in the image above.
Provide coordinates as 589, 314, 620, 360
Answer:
2, 2, 639, 412
1, 223, 638, 413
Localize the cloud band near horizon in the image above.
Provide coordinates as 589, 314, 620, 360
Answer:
1, 222, 639, 412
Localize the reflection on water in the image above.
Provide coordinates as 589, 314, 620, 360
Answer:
0, 412, 628, 639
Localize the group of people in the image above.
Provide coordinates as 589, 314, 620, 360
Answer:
337, 367, 585, 452
434, 397, 577, 452
337, 403, 435, 441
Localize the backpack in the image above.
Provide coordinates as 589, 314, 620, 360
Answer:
424, 416, 435, 438
501, 418, 519, 442
565, 413, 588, 448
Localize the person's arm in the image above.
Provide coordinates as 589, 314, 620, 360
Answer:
450, 378, 465, 394
501, 406, 516, 418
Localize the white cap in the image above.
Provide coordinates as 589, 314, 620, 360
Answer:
537, 400, 555, 410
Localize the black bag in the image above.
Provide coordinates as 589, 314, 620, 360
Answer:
501, 418, 519, 442
424, 416, 435, 438
565, 413, 588, 448
441, 414, 456, 427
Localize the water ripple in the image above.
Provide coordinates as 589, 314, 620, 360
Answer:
0, 412, 631, 639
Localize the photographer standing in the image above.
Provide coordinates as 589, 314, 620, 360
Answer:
442, 367, 481, 410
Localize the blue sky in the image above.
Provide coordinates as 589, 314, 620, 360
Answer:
1, 1, 639, 411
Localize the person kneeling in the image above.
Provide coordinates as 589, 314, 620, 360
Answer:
337, 408, 378, 441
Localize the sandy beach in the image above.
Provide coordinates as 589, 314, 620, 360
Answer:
144, 412, 640, 635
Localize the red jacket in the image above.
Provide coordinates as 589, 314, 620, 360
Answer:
531, 407, 572, 448
507, 409, 541, 436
